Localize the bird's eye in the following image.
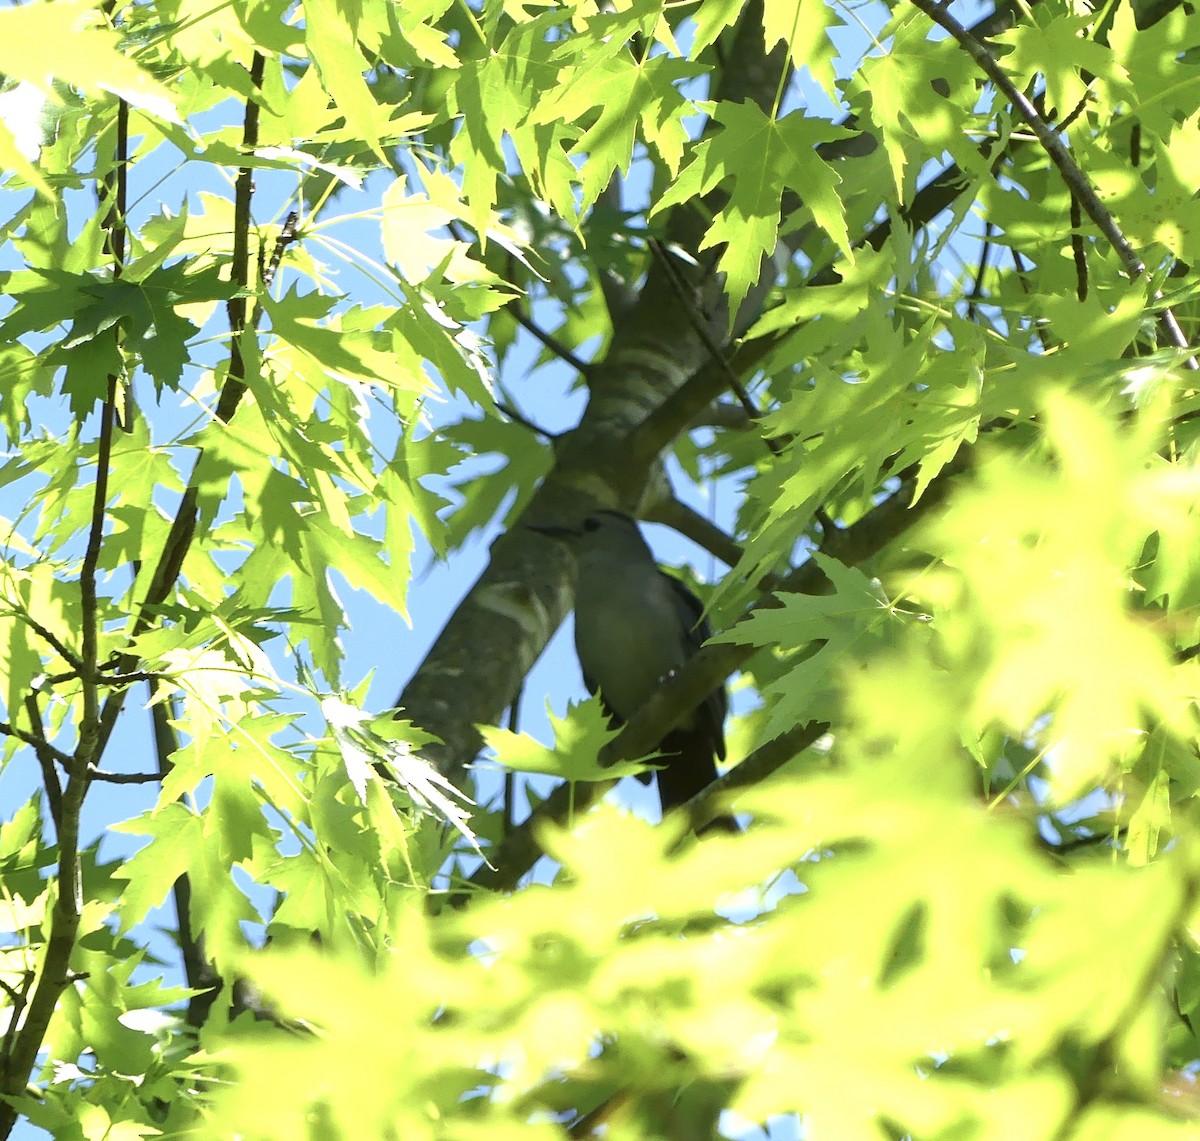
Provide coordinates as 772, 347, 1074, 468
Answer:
583, 517, 601, 532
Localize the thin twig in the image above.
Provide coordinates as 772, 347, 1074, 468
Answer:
446, 216, 590, 375
0, 722, 74, 769
147, 696, 221, 1026
497, 401, 557, 439
93, 668, 162, 686
86, 767, 162, 785
628, 326, 789, 470
507, 302, 591, 375
77, 102, 129, 764
1070, 193, 1088, 301
38, 665, 160, 689
8, 613, 84, 674
504, 689, 521, 836
264, 210, 299, 290
1057, 89, 1092, 132
215, 51, 266, 426
0, 972, 32, 1079
966, 222, 994, 321
21, 696, 62, 829
644, 498, 746, 572
647, 237, 777, 450
0, 977, 26, 1010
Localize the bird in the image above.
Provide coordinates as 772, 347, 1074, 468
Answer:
531, 510, 734, 832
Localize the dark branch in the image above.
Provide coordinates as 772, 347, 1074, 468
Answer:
215, 51, 266, 425
644, 498, 746, 574
0, 721, 74, 769
263, 210, 299, 290
497, 400, 558, 439
94, 52, 267, 761
507, 302, 591, 376
86, 767, 162, 785
646, 237, 770, 435
21, 696, 62, 829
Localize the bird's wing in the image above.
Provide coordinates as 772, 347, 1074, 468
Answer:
582, 670, 625, 725
661, 571, 727, 762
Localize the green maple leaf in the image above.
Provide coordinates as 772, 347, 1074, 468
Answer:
110, 803, 205, 932
533, 53, 700, 214
995, 12, 1126, 121
691, 0, 746, 57
1108, 4, 1200, 138
691, 0, 842, 101
451, 13, 568, 231
303, 0, 387, 160
653, 101, 854, 319
762, 0, 842, 103
712, 554, 890, 738
853, 21, 977, 199
1, 262, 228, 414
68, 263, 228, 396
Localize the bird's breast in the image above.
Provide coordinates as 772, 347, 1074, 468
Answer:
573, 576, 689, 722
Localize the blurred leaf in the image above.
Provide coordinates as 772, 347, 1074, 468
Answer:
0, 0, 178, 121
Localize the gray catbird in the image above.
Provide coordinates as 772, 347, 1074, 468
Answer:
531, 510, 734, 831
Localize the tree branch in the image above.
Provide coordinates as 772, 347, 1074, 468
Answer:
507, 301, 591, 376
397, 5, 793, 780
0, 722, 74, 769
85, 767, 162, 784
646, 237, 771, 438
215, 51, 265, 425
676, 719, 831, 836
627, 328, 789, 469
5, 613, 84, 675
643, 498, 747, 575
93, 52, 267, 761
21, 695, 62, 830
145, 696, 223, 1027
